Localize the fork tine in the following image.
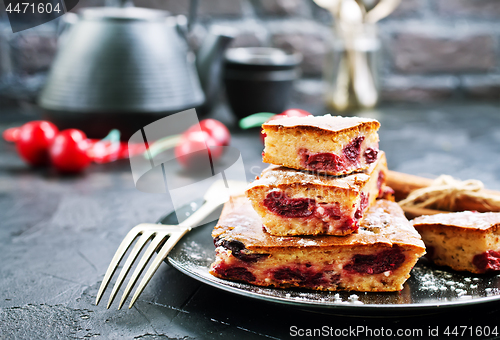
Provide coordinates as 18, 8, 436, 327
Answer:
117, 232, 168, 309
95, 226, 143, 306
128, 228, 190, 309
106, 231, 155, 309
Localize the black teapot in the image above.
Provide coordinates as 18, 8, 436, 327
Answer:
38, 1, 234, 138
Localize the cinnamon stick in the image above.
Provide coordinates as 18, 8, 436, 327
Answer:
386, 170, 433, 201
399, 206, 447, 220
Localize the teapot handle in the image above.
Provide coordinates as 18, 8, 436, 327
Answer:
169, 15, 189, 41
174, 0, 198, 36
187, 0, 199, 32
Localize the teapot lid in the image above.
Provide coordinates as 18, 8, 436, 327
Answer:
80, 7, 168, 22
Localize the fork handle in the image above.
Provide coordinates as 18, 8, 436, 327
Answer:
178, 199, 223, 230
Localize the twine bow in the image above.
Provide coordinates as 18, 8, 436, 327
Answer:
398, 175, 500, 211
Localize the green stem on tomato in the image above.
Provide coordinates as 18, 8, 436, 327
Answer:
238, 112, 276, 130
143, 134, 182, 160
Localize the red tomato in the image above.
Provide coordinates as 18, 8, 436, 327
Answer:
16, 121, 59, 166
49, 129, 92, 173
185, 119, 231, 147
261, 109, 311, 143
175, 130, 224, 169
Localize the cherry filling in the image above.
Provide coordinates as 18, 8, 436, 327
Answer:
301, 150, 346, 172
377, 171, 385, 197
317, 204, 356, 232
344, 247, 405, 274
299, 136, 376, 173
340, 218, 356, 232
364, 148, 378, 164
343, 136, 364, 163
264, 191, 315, 218
264, 191, 361, 232
354, 192, 369, 220
319, 204, 342, 220
472, 250, 500, 272
380, 187, 395, 200
212, 263, 256, 282
272, 266, 340, 287
214, 237, 270, 263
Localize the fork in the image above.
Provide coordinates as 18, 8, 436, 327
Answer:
95, 179, 246, 309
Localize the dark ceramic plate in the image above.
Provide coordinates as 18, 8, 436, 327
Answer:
159, 201, 500, 315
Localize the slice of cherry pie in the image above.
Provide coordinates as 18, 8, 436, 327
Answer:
210, 196, 425, 292
413, 212, 500, 274
262, 115, 380, 176
246, 152, 388, 236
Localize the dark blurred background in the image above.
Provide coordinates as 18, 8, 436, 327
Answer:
0, 0, 498, 111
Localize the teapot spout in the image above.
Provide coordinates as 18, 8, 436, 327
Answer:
196, 26, 236, 114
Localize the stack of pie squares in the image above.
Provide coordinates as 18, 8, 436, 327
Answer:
210, 115, 426, 292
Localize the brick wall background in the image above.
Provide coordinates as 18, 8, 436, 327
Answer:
0, 0, 499, 107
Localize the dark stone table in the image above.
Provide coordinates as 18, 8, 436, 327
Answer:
1, 102, 500, 339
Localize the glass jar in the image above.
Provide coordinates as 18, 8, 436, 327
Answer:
323, 24, 381, 112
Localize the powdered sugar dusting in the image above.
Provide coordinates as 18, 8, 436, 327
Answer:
297, 238, 319, 246
359, 207, 422, 238
411, 265, 494, 301
248, 164, 370, 190
413, 211, 500, 230
263, 114, 379, 132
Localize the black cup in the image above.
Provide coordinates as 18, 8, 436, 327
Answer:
223, 47, 302, 120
